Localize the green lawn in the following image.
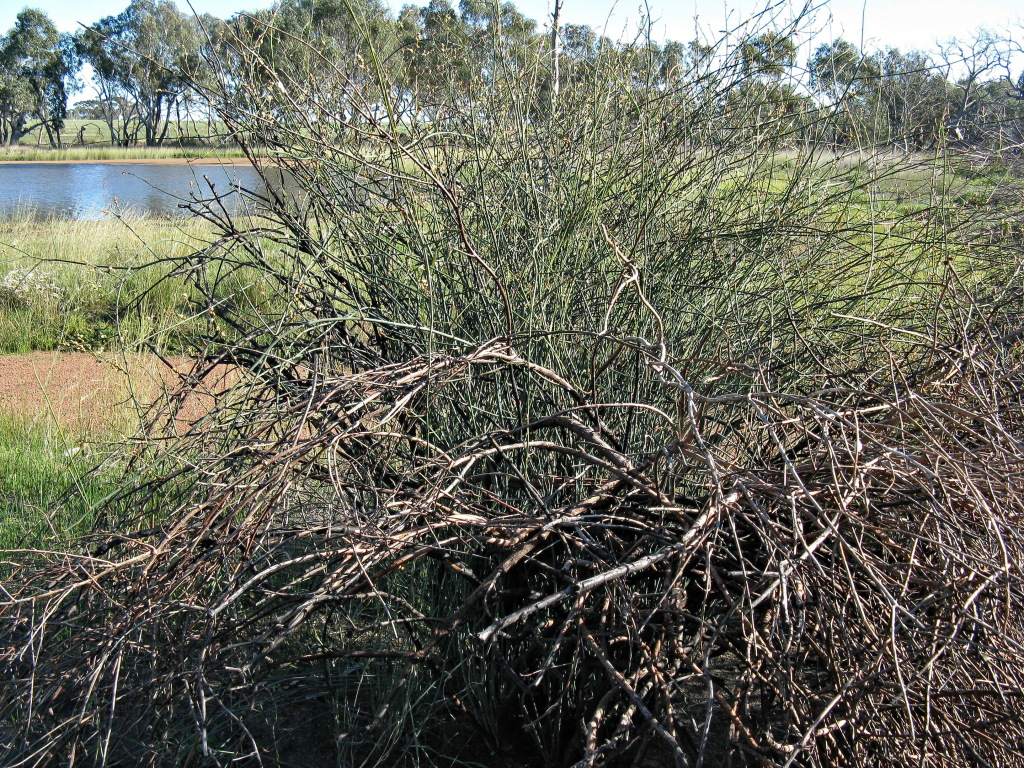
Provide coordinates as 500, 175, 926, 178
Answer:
15, 118, 234, 147
0, 119, 246, 161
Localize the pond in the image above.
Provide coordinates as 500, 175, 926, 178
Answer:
0, 162, 269, 220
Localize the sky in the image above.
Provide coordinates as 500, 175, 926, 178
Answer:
1, 0, 1021, 57
514, 1, 1022, 55
0, 1, 257, 32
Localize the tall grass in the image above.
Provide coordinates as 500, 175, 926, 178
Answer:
2, 5, 1024, 767
0, 148, 247, 164
0, 145, 249, 163
0, 415, 109, 550
0, 215, 215, 353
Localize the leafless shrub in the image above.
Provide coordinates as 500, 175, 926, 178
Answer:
3, 4, 1024, 766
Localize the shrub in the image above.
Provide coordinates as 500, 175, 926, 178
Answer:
3, 5, 1024, 766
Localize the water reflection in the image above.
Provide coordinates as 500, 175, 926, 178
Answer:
0, 162, 268, 220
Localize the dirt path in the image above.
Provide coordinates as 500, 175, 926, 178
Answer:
0, 352, 226, 433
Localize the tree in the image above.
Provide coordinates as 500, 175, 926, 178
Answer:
399, 0, 477, 117
809, 39, 879, 145
739, 31, 795, 82
265, 0, 395, 117
457, 0, 537, 87
657, 40, 686, 88
77, 0, 201, 146
0, 9, 78, 147
809, 39, 874, 102
872, 48, 949, 149
730, 31, 800, 144
937, 30, 1009, 144
811, 39, 956, 149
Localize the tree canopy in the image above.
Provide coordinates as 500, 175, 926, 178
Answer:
76, 0, 202, 146
0, 0, 1022, 152
0, 8, 77, 146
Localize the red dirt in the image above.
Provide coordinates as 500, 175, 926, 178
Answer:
0, 352, 229, 433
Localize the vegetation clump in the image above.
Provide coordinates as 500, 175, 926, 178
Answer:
3, 3, 1024, 767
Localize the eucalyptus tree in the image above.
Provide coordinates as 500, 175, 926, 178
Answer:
872, 48, 949, 149
0, 9, 78, 147
731, 31, 802, 143
399, 0, 478, 120
739, 30, 796, 81
809, 39, 881, 145
77, 0, 201, 146
809, 34, 1024, 150
461, 1, 539, 97
457, 0, 537, 86
975, 76, 1024, 149
657, 40, 686, 87
279, 0, 395, 122
179, 13, 228, 143
938, 30, 1010, 145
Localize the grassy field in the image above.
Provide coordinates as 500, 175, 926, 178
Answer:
0, 216, 213, 353
0, 119, 246, 161
13, 118, 233, 146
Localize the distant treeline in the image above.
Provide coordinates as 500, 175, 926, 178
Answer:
2, 0, 1023, 151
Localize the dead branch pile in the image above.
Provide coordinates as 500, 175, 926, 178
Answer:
3, 312, 1024, 766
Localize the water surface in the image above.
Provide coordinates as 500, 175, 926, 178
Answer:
0, 162, 266, 220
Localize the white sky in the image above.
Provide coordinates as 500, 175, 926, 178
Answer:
508, 1, 1023, 55
2, 0, 1021, 55
0, 1, 260, 32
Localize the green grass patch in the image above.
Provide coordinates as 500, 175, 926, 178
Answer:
0, 414, 110, 549
11, 118, 236, 148
0, 213, 291, 354
0, 216, 214, 353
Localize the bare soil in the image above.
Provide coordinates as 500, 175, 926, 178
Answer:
0, 352, 229, 433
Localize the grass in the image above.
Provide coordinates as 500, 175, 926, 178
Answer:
0, 118, 248, 161
0, 144, 249, 163
0, 215, 215, 353
0, 414, 110, 550
10, 118, 235, 147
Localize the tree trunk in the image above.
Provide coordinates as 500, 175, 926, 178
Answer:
9, 114, 29, 146
550, 0, 562, 113
157, 96, 174, 146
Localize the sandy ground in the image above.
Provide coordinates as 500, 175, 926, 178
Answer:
0, 352, 229, 433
